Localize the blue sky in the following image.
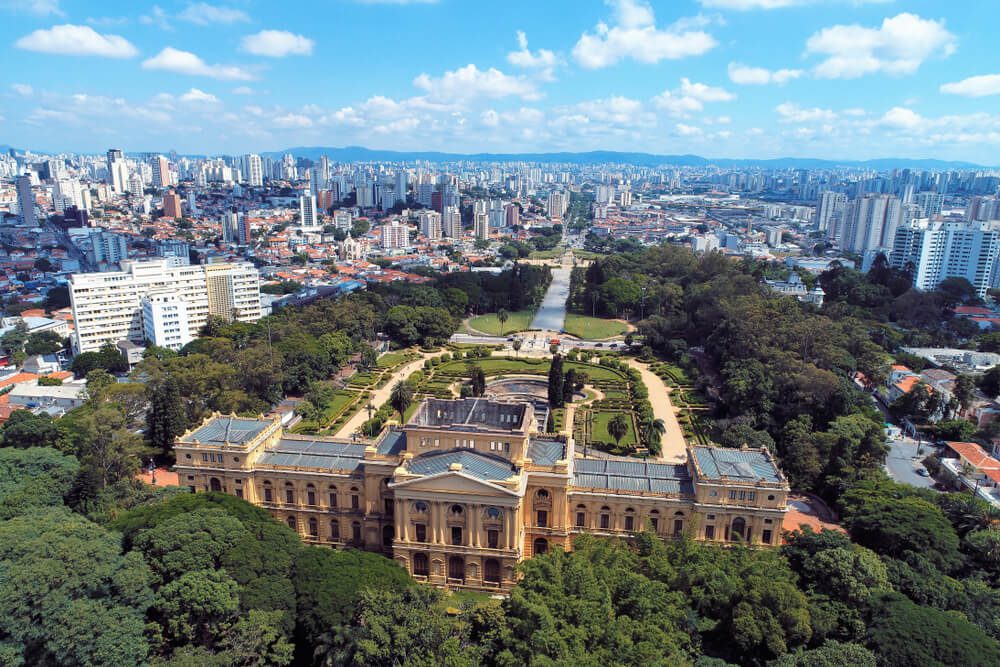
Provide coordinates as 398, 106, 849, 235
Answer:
2, 0, 999, 162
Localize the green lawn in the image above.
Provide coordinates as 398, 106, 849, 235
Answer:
468, 309, 535, 336
562, 313, 629, 340
377, 351, 417, 369
591, 411, 638, 447
529, 248, 562, 260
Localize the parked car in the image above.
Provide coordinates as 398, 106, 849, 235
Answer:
916, 468, 930, 477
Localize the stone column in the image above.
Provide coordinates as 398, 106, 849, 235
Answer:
399, 499, 409, 541
470, 504, 480, 547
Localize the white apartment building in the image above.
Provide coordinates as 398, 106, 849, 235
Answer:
442, 205, 462, 238
839, 194, 900, 254
245, 154, 263, 187
380, 221, 409, 249
891, 220, 1000, 298
547, 191, 568, 219
817, 191, 846, 236
70, 259, 261, 354
474, 212, 489, 240
15, 175, 37, 226
299, 192, 319, 229
142, 292, 192, 351
419, 210, 442, 240
333, 210, 353, 232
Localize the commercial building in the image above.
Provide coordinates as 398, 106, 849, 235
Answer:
69, 259, 261, 353
174, 396, 790, 593
141, 292, 192, 351
891, 220, 1000, 298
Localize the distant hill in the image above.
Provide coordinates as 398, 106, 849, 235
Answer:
266, 145, 989, 170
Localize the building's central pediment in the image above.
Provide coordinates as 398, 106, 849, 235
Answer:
391, 470, 522, 498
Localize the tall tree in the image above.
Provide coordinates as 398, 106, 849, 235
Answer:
147, 376, 187, 459
547, 354, 565, 408
389, 381, 414, 423
607, 414, 629, 448
497, 308, 509, 337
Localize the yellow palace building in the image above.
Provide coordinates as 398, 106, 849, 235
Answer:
173, 397, 790, 593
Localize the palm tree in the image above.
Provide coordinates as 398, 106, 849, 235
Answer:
390, 381, 413, 423
497, 308, 509, 337
607, 414, 629, 449
642, 418, 666, 449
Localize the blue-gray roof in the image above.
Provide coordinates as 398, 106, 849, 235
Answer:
376, 429, 407, 456
257, 438, 366, 472
693, 447, 781, 483
528, 439, 565, 466
188, 417, 271, 445
573, 458, 693, 496
407, 450, 517, 482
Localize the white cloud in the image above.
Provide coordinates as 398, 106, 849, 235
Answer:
699, 0, 802, 8
0, 0, 63, 16
178, 3, 250, 25
727, 62, 802, 85
273, 113, 313, 128
142, 47, 255, 80
140, 5, 172, 31
481, 109, 500, 127
653, 78, 734, 116
775, 102, 836, 122
179, 88, 220, 104
806, 13, 956, 79
354, 0, 438, 4
232, 86, 254, 95
14, 24, 138, 58
241, 30, 314, 57
940, 74, 1000, 98
879, 106, 923, 131
507, 31, 558, 78
11, 84, 34, 96
413, 64, 540, 101
572, 0, 717, 69
675, 123, 703, 136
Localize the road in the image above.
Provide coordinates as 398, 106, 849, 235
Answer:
530, 266, 572, 332
884, 434, 937, 490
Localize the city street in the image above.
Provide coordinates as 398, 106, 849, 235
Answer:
884, 434, 937, 490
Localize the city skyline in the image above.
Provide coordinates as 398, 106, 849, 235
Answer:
3, 0, 1000, 163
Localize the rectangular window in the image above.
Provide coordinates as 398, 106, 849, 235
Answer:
285, 489, 294, 504
536, 510, 548, 528
650, 517, 659, 532
600, 514, 610, 529
235, 488, 243, 499
351, 495, 359, 510
738, 490, 746, 500
415, 523, 427, 542
331, 522, 340, 540
705, 525, 715, 540
762, 529, 773, 545
384, 498, 394, 515
729, 490, 737, 500
264, 488, 273, 502
451, 526, 463, 546
576, 512, 586, 527
487, 529, 499, 549
201, 453, 208, 462
748, 492, 756, 502
624, 516, 634, 531
329, 493, 337, 508
307, 491, 316, 506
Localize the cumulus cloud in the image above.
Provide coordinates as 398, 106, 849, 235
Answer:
14, 24, 138, 58
178, 3, 250, 25
507, 31, 559, 80
653, 78, 734, 116
413, 64, 540, 101
0, 0, 63, 16
699, 0, 802, 8
940, 74, 1000, 98
572, 0, 717, 69
231, 86, 254, 95
179, 88, 220, 104
728, 62, 802, 85
879, 106, 923, 131
675, 123, 703, 136
806, 13, 956, 79
11, 84, 34, 96
775, 102, 836, 122
241, 30, 314, 57
142, 47, 255, 80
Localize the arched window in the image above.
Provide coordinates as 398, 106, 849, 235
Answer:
448, 556, 465, 581
209, 477, 222, 492
352, 521, 362, 543
533, 537, 549, 556
413, 501, 428, 513
730, 517, 746, 542
330, 520, 340, 540
284, 482, 295, 504
575, 504, 587, 528
649, 509, 660, 532
413, 553, 429, 577
350, 487, 360, 510
382, 524, 394, 547
263, 481, 273, 502
484, 506, 503, 521
306, 484, 316, 506
535, 489, 549, 500
308, 517, 318, 537
624, 508, 636, 532
600, 506, 611, 530
286, 516, 297, 531
484, 558, 501, 584
449, 504, 464, 516
328, 485, 338, 508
